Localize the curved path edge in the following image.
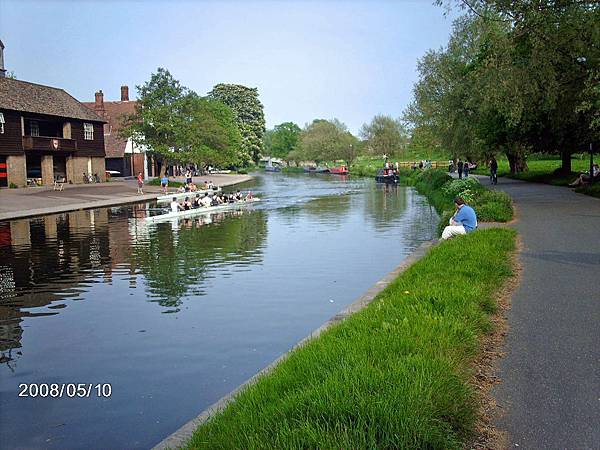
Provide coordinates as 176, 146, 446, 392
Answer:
152, 240, 435, 450
485, 176, 600, 448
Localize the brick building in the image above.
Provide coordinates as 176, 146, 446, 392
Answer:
83, 86, 151, 179
0, 42, 106, 187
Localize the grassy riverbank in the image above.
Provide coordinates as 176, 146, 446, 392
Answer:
187, 228, 516, 449
407, 170, 513, 235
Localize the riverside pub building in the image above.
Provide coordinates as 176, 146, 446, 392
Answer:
0, 47, 106, 187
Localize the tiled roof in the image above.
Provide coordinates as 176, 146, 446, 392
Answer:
82, 100, 137, 158
0, 77, 105, 122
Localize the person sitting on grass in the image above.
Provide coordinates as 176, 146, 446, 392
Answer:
441, 197, 478, 240
568, 164, 599, 187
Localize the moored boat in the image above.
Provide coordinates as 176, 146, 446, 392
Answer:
330, 165, 349, 175
375, 169, 399, 184
145, 198, 261, 223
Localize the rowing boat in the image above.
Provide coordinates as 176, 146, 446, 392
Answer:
156, 188, 221, 203
145, 198, 261, 223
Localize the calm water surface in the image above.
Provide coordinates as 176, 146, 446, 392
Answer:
0, 173, 438, 449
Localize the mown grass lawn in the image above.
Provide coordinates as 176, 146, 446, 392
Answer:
187, 229, 516, 450
473, 158, 591, 186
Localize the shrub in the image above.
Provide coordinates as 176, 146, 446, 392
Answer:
415, 170, 452, 190
472, 191, 513, 222
442, 178, 483, 202
9, 182, 18, 189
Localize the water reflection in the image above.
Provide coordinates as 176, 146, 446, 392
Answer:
129, 210, 267, 310
0, 208, 268, 366
0, 174, 438, 449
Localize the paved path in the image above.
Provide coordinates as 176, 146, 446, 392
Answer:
488, 177, 600, 448
0, 174, 252, 221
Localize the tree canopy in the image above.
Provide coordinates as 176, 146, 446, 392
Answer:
406, 1, 600, 173
298, 119, 359, 164
360, 115, 409, 157
264, 122, 301, 159
208, 84, 266, 165
121, 68, 242, 172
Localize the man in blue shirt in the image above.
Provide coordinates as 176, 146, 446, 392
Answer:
441, 197, 477, 240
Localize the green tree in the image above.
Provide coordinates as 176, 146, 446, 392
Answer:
299, 119, 359, 164
121, 68, 188, 175
208, 84, 266, 165
360, 115, 408, 157
266, 122, 301, 159
175, 94, 242, 169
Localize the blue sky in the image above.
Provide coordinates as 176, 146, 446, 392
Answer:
0, 0, 457, 133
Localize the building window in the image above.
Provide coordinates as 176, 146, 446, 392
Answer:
30, 120, 39, 137
84, 123, 94, 140
0, 112, 4, 134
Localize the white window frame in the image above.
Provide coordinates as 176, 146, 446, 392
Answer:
30, 120, 39, 137
0, 112, 4, 134
84, 123, 94, 140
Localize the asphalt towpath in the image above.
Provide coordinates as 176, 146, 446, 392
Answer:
0, 174, 252, 221
483, 176, 600, 448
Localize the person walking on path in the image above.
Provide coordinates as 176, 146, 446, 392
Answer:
160, 174, 169, 193
490, 157, 498, 184
440, 196, 477, 240
457, 159, 464, 179
137, 172, 144, 194
464, 161, 470, 177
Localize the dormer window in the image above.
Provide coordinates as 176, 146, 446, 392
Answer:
0, 112, 4, 134
84, 123, 94, 140
30, 120, 39, 137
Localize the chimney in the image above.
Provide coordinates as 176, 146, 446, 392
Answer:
120, 85, 129, 102
0, 40, 6, 78
94, 90, 104, 111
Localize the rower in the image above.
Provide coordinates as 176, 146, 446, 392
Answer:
182, 197, 192, 210
170, 197, 182, 213
245, 191, 253, 201
193, 194, 202, 208
235, 190, 243, 200
201, 193, 212, 208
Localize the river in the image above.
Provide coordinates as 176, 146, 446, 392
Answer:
0, 173, 438, 449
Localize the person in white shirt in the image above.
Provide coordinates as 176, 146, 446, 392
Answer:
201, 194, 213, 208
170, 198, 181, 213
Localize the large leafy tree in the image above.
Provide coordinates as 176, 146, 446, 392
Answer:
175, 94, 242, 169
208, 84, 266, 165
299, 119, 359, 164
413, 1, 600, 173
122, 69, 242, 173
360, 115, 409, 157
121, 68, 188, 174
265, 122, 301, 159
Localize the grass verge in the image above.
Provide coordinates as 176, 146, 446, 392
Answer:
472, 158, 590, 186
187, 229, 516, 449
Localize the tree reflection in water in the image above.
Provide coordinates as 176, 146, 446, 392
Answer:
0, 207, 267, 365
128, 209, 268, 310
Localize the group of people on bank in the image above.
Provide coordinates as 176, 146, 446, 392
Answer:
160, 174, 216, 194
169, 190, 253, 213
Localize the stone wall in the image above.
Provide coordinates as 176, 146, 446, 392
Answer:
7, 155, 26, 187
91, 157, 106, 182
41, 155, 54, 185
66, 155, 89, 184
